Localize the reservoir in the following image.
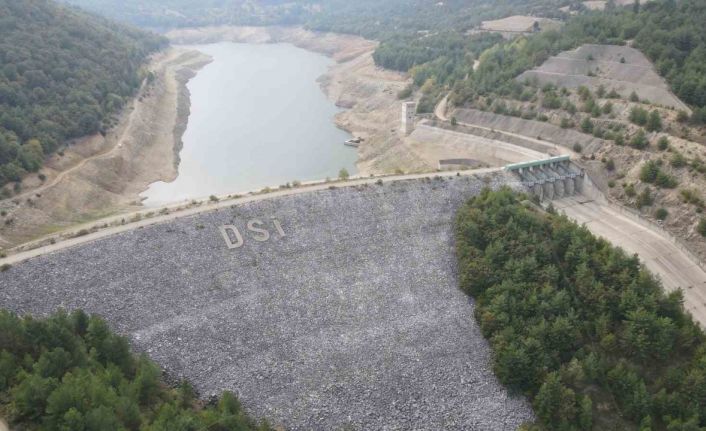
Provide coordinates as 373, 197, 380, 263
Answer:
141, 42, 357, 206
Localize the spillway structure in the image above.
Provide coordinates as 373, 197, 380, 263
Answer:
506, 155, 584, 201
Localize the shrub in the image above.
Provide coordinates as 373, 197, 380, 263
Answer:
636, 187, 653, 208
699, 219, 706, 237
681, 189, 705, 208
630, 130, 648, 149
655, 171, 678, 188
0, 263, 11, 272
604, 159, 615, 171
655, 208, 668, 220
646, 110, 663, 132
639, 161, 659, 183
209, 195, 219, 202
573, 143, 583, 153
629, 107, 648, 126
629, 91, 639, 102
397, 84, 413, 99
624, 183, 636, 197
677, 110, 690, 123
602, 102, 613, 115
657, 136, 669, 151
640, 161, 678, 188
580, 117, 593, 133
670, 152, 687, 168
338, 168, 350, 180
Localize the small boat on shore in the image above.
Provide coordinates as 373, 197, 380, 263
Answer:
344, 137, 363, 148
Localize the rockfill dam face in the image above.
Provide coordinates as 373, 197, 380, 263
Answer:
0, 174, 533, 430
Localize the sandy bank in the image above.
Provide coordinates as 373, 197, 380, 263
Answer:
0, 48, 211, 248
166, 26, 427, 175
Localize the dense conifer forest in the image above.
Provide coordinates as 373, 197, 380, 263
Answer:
0, 0, 166, 187
0, 309, 270, 430
456, 189, 706, 430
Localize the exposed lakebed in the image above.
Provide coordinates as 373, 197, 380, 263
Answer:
141, 42, 357, 205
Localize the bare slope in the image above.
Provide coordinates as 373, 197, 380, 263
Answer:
0, 48, 211, 248
517, 44, 690, 112
166, 26, 419, 175
0, 175, 532, 430
479, 15, 562, 33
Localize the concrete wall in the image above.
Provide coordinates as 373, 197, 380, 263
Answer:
409, 123, 546, 167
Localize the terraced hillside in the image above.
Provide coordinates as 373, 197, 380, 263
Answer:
517, 44, 690, 111
0, 174, 532, 430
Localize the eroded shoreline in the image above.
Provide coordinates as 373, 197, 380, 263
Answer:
166, 26, 424, 175
0, 48, 210, 248
0, 26, 417, 249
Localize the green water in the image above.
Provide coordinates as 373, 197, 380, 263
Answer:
141, 42, 357, 206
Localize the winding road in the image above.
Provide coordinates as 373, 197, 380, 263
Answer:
555, 196, 706, 327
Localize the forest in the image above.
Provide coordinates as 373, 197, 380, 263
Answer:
0, 309, 271, 430
60, 0, 706, 120
456, 188, 706, 430
0, 0, 166, 188
62, 0, 568, 34
449, 0, 706, 122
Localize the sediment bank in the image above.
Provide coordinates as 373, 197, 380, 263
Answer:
166, 26, 425, 175
0, 26, 420, 249
0, 48, 211, 248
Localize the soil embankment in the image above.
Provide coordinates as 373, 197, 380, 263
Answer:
166, 26, 425, 174
0, 48, 211, 248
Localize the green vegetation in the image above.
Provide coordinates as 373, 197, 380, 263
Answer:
636, 187, 653, 208
63, 0, 706, 124
640, 160, 678, 188
629, 106, 649, 126
699, 219, 706, 237
630, 130, 649, 149
0, 309, 270, 430
455, 189, 706, 430
655, 207, 668, 220
0, 0, 166, 187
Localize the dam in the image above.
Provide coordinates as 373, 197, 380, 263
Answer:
0, 173, 534, 430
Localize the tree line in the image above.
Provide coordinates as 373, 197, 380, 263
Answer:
0, 0, 166, 188
451, 0, 706, 122
0, 309, 271, 430
456, 188, 706, 430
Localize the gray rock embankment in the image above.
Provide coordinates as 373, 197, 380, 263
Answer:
453, 108, 606, 154
0, 174, 533, 430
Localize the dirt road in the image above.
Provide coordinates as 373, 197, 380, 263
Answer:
554, 196, 706, 327
0, 48, 210, 248
0, 168, 506, 266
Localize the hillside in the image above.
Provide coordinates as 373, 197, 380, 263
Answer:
0, 0, 166, 189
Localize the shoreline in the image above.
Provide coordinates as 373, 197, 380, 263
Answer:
165, 26, 425, 175
0, 47, 211, 249
0, 25, 417, 250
